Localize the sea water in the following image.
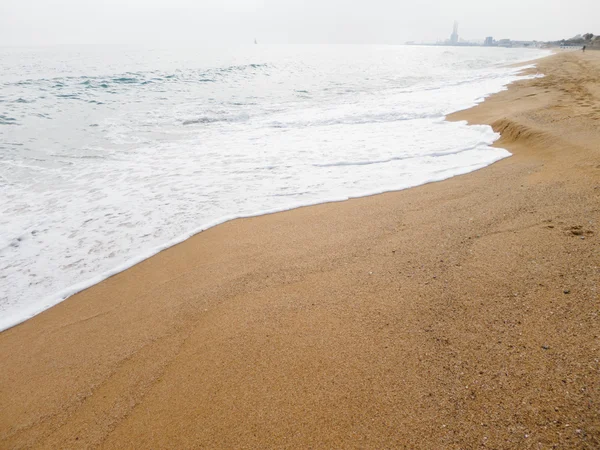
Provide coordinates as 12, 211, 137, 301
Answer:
0, 45, 550, 330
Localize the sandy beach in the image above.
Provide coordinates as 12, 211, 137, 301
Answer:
1, 50, 598, 448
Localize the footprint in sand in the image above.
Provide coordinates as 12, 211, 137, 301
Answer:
564, 225, 595, 237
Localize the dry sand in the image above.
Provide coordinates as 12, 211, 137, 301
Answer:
1, 51, 599, 449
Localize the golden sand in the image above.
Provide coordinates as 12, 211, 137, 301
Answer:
1, 51, 599, 448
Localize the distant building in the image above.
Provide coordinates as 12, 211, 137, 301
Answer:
484, 37, 494, 46
497, 39, 512, 47
450, 21, 459, 45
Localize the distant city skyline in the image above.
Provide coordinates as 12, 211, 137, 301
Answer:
1, 0, 598, 46
450, 21, 460, 45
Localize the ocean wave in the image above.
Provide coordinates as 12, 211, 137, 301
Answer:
268, 111, 440, 129
0, 115, 18, 125
3, 63, 271, 107
6, 63, 269, 88
113, 76, 140, 84
182, 112, 250, 126
182, 117, 224, 125
219, 63, 269, 73
312, 144, 490, 168
56, 93, 81, 99
0, 45, 551, 332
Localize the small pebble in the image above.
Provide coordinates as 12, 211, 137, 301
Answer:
564, 289, 571, 294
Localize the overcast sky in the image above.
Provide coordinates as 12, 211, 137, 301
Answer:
1, 0, 598, 46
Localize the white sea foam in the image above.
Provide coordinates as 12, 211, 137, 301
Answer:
0, 45, 550, 331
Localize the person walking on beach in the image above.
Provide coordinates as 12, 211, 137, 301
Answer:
582, 45, 586, 52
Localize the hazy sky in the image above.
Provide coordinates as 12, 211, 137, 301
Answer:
1, 0, 598, 46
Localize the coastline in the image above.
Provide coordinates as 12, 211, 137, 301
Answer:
0, 50, 549, 334
1, 51, 599, 448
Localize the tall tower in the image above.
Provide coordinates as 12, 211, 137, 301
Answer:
450, 21, 459, 45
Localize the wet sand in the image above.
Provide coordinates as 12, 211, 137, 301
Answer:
1, 51, 599, 449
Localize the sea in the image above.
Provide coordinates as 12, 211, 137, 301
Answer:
0, 44, 550, 331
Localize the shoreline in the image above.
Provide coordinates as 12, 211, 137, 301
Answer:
0, 52, 549, 333
1, 51, 599, 448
